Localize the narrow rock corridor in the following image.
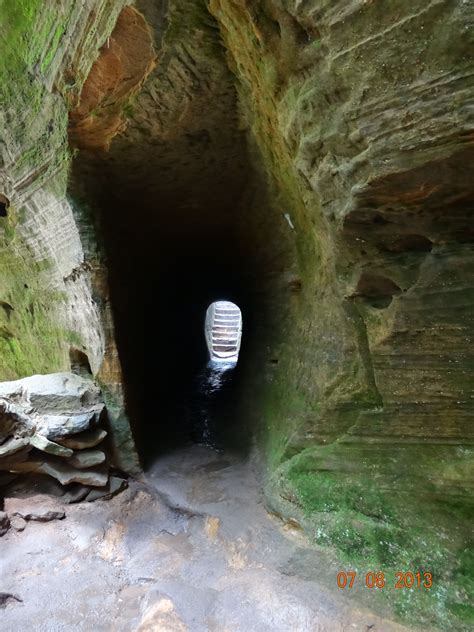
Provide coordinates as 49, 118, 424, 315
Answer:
1, 1, 473, 631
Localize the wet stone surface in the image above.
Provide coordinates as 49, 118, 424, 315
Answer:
0, 444, 410, 632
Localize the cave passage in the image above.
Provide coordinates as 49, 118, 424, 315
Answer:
139, 249, 254, 465
69, 0, 285, 470
73, 152, 271, 469
123, 230, 258, 467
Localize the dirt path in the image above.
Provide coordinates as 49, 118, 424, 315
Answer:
1, 445, 412, 631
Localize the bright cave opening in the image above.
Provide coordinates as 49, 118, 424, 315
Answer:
204, 300, 243, 364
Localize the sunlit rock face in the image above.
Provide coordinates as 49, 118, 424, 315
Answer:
69, 6, 156, 151
0, 1, 473, 628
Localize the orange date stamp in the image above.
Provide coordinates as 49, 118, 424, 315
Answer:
337, 571, 433, 589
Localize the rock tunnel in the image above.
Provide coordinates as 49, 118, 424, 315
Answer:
68, 10, 278, 461
84, 161, 264, 462
0, 1, 473, 630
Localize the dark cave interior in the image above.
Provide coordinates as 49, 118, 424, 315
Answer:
71, 155, 279, 468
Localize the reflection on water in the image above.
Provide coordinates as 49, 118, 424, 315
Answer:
186, 360, 237, 447
199, 360, 237, 394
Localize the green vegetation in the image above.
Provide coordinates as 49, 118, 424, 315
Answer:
267, 442, 474, 630
0, 1, 76, 378
41, 22, 65, 72
0, 220, 69, 378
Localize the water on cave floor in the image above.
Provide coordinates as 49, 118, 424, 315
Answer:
187, 360, 237, 447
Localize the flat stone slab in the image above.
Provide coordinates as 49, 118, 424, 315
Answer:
30, 434, 73, 457
0, 446, 33, 468
67, 449, 106, 469
21, 509, 65, 522
57, 427, 107, 450
62, 485, 90, 504
5, 495, 65, 522
36, 410, 102, 440
0, 437, 30, 458
86, 476, 128, 502
7, 460, 109, 487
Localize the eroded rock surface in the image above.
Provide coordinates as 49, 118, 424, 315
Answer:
5, 495, 65, 523
0, 447, 409, 632
0, 0, 139, 476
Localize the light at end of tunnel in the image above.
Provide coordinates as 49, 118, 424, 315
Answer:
205, 300, 242, 365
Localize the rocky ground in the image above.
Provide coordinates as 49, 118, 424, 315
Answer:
0, 445, 412, 632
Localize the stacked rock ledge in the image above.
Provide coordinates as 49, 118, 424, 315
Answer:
0, 373, 127, 518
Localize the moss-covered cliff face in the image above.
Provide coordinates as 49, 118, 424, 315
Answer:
206, 1, 474, 628
0, 1, 473, 629
0, 0, 140, 473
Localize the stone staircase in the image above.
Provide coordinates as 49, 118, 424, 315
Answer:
205, 301, 242, 361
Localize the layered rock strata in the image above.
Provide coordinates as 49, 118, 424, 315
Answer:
0, 373, 116, 492
0, 1, 472, 629
0, 0, 139, 475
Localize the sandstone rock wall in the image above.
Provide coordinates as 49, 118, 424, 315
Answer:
0, 0, 139, 473
0, 1, 472, 628
207, 1, 474, 627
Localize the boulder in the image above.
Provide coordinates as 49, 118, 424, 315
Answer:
10, 514, 27, 531
0, 400, 35, 440
0, 373, 104, 441
0, 373, 102, 414
0, 373, 110, 489
67, 449, 106, 469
